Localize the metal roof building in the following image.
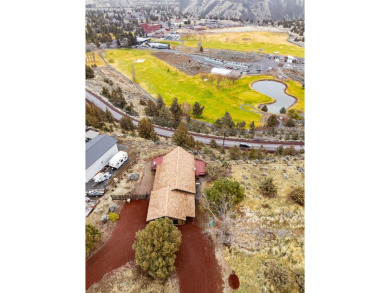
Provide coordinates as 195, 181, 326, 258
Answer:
85, 135, 118, 182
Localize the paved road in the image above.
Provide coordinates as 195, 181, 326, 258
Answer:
86, 90, 304, 151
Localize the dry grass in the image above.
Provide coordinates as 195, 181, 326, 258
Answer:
86, 52, 106, 67
181, 31, 304, 58
87, 261, 180, 293
203, 155, 305, 292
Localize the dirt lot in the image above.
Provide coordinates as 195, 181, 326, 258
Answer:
86, 199, 149, 290
176, 46, 261, 63
153, 51, 211, 76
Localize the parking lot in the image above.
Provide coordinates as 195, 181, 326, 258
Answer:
85, 144, 129, 195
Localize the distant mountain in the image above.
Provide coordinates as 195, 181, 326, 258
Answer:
86, 0, 304, 22
180, 0, 304, 21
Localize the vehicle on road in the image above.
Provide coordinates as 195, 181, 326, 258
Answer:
239, 143, 251, 148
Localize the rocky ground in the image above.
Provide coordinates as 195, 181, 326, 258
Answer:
196, 148, 304, 293
85, 66, 151, 117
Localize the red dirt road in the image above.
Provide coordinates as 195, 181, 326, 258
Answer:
85, 200, 149, 289
176, 219, 223, 293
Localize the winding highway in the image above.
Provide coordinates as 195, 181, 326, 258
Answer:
86, 90, 304, 151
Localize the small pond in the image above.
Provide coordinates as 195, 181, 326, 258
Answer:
251, 80, 296, 114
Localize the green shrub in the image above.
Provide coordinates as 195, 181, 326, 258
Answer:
206, 162, 228, 181
86, 224, 102, 255
289, 186, 305, 206
210, 139, 218, 149
283, 145, 296, 156
204, 177, 245, 214
108, 212, 119, 222
132, 218, 181, 279
263, 260, 292, 292
229, 145, 241, 160
202, 146, 211, 154
259, 177, 278, 197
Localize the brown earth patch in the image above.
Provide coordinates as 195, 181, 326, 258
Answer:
153, 51, 211, 76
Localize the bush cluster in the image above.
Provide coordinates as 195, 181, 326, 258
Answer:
263, 260, 292, 292
108, 212, 119, 222
289, 186, 305, 206
85, 224, 102, 255
259, 177, 278, 197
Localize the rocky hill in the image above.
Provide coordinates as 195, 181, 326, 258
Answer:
180, 0, 304, 21
86, 0, 304, 22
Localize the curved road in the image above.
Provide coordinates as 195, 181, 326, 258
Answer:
86, 90, 304, 151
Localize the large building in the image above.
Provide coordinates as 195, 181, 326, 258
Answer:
85, 135, 118, 182
139, 23, 162, 35
146, 147, 196, 225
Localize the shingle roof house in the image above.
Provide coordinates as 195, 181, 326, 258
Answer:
146, 147, 196, 224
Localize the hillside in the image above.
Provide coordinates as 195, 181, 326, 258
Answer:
180, 0, 304, 22
86, 0, 305, 22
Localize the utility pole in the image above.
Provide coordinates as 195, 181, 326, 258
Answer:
222, 130, 226, 147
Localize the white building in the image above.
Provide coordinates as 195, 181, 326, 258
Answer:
287, 55, 297, 63
211, 67, 241, 78
149, 42, 170, 49
86, 135, 118, 182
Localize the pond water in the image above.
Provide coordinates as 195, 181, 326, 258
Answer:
251, 80, 296, 114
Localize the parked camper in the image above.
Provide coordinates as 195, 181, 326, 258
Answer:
109, 151, 128, 169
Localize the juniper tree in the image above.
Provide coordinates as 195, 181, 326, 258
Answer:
170, 97, 183, 121
132, 218, 182, 279
137, 118, 158, 140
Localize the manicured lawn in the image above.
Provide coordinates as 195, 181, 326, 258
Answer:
105, 49, 304, 126
180, 31, 304, 58
285, 80, 305, 112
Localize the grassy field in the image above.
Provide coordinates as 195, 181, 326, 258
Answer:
86, 52, 106, 67
105, 49, 304, 126
180, 31, 304, 58
285, 80, 305, 112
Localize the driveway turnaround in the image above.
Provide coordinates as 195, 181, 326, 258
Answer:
86, 200, 149, 290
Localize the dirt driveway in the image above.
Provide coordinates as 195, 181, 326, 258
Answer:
176, 218, 223, 293
86, 198, 223, 292
86, 200, 149, 289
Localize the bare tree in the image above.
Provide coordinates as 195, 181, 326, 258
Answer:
131, 64, 136, 82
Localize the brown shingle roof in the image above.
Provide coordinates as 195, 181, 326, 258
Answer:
152, 147, 196, 194
146, 147, 196, 221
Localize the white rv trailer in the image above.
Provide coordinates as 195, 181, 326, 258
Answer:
109, 151, 128, 169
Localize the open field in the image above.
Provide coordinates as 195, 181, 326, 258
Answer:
180, 31, 304, 58
105, 49, 304, 126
